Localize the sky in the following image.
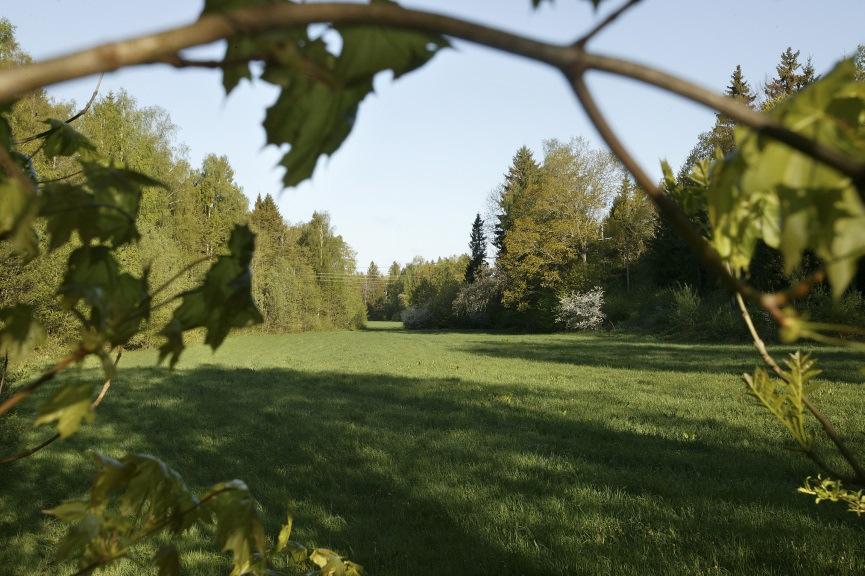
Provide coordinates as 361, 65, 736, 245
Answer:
4, 1, 863, 269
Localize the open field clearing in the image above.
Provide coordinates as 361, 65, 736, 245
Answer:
2, 323, 864, 575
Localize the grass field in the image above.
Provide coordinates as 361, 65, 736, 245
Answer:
2, 323, 865, 575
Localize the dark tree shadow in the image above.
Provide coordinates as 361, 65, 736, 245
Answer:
2, 362, 864, 575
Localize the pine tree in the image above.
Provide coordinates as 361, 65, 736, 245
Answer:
493, 146, 539, 260
465, 213, 487, 283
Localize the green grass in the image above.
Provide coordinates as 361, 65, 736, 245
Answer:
2, 324, 865, 575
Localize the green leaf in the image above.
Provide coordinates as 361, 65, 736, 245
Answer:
159, 225, 262, 367
0, 304, 45, 362
155, 544, 182, 576
705, 58, 865, 294
258, 7, 447, 187
35, 381, 95, 438
205, 480, 267, 576
335, 10, 449, 83
89, 453, 200, 532
41, 162, 160, 250
42, 119, 96, 159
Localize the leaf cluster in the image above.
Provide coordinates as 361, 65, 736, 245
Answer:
46, 453, 363, 576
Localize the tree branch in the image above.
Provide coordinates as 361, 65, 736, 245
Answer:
0, 2, 574, 103
567, 74, 788, 325
577, 52, 865, 189
0, 2, 858, 189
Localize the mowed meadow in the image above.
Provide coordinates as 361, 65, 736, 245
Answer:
2, 323, 864, 576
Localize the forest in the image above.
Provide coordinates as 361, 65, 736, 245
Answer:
368, 46, 865, 339
2, 2, 865, 575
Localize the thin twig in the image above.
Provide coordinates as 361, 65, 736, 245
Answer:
734, 292, 865, 485
14, 74, 103, 144
37, 169, 85, 184
0, 348, 123, 465
575, 0, 642, 47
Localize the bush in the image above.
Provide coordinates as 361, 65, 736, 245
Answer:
667, 283, 701, 332
555, 288, 605, 331
452, 273, 501, 327
401, 306, 435, 329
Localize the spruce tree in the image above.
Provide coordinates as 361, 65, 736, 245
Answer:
493, 146, 539, 260
465, 213, 487, 283
764, 47, 815, 101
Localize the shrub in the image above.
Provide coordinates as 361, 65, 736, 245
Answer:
667, 283, 701, 332
452, 273, 501, 327
401, 306, 435, 329
555, 288, 605, 331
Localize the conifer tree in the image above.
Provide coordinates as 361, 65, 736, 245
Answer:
465, 213, 487, 283
764, 47, 815, 101
493, 146, 540, 261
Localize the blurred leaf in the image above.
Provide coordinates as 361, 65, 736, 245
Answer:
205, 480, 267, 576
706, 59, 865, 294
54, 513, 101, 562
59, 246, 150, 346
159, 224, 262, 367
35, 381, 94, 438
43, 501, 90, 523
0, 304, 45, 361
258, 4, 446, 187
41, 162, 160, 250
0, 176, 38, 257
309, 548, 346, 576
42, 119, 96, 159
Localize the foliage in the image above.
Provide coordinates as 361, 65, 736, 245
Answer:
452, 269, 502, 327
799, 475, 865, 515
744, 352, 821, 450
700, 58, 865, 295
47, 453, 361, 575
554, 287, 605, 330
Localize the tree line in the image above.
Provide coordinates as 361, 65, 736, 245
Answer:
0, 18, 366, 353
367, 45, 865, 337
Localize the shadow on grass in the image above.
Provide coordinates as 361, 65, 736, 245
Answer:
461, 335, 865, 384
2, 364, 863, 575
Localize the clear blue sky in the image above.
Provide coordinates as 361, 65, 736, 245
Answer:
5, 1, 863, 269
